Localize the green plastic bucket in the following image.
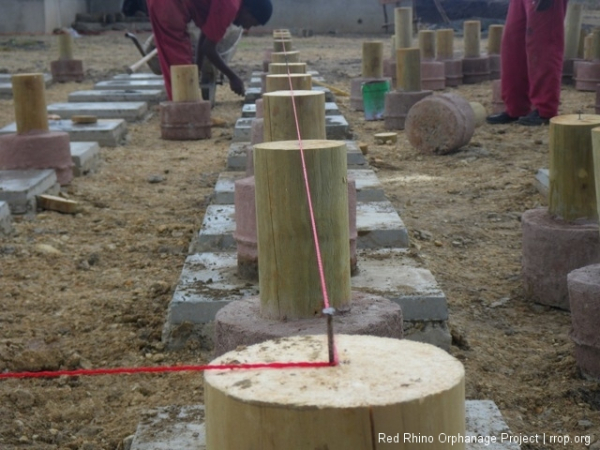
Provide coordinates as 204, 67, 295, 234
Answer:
362, 80, 390, 121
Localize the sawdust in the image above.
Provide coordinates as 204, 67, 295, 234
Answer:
0, 27, 599, 450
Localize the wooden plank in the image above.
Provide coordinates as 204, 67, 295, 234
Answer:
36, 195, 78, 214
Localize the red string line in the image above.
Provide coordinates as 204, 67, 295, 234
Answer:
0, 361, 334, 380
282, 42, 338, 364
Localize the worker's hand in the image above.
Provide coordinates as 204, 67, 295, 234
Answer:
535, 0, 552, 11
229, 74, 245, 97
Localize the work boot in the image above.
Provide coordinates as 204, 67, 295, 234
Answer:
517, 109, 550, 126
486, 111, 518, 125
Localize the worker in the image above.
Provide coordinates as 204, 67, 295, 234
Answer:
147, 0, 273, 100
486, 0, 568, 126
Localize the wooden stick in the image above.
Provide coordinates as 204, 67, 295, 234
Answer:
487, 25, 504, 55
273, 39, 292, 52
265, 73, 312, 93
418, 30, 436, 61
126, 48, 158, 74
58, 33, 74, 60
396, 47, 421, 92
549, 114, 600, 221
268, 62, 307, 74
436, 29, 454, 60
362, 41, 384, 78
394, 7, 413, 49
263, 90, 326, 142
254, 140, 350, 319
463, 20, 481, 58
312, 78, 350, 97
171, 64, 200, 103
12, 74, 49, 134
564, 3, 583, 60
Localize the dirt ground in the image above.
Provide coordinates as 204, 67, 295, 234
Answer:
1, 23, 600, 450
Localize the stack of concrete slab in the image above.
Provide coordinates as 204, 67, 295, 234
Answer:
162, 70, 452, 352
0, 169, 60, 215
0, 73, 52, 98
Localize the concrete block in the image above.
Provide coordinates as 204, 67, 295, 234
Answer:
0, 169, 59, 215
130, 405, 206, 450
0, 73, 52, 98
129, 401, 519, 450
249, 76, 262, 88
113, 73, 163, 80
213, 168, 385, 205
535, 168, 549, 199
242, 101, 340, 118
47, 102, 149, 122
188, 200, 408, 253
94, 79, 165, 91
0, 119, 128, 147
232, 117, 253, 142
325, 115, 351, 139
244, 86, 262, 104
0, 201, 12, 235
68, 89, 166, 105
226, 140, 366, 172
70, 142, 101, 177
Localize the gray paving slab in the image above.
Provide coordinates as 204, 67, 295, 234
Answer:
94, 79, 165, 91
241, 101, 340, 118
0, 201, 12, 235
233, 114, 351, 142
225, 140, 367, 172
243, 85, 335, 105
188, 199, 408, 253
213, 168, 385, 205
113, 73, 163, 80
47, 101, 149, 122
68, 89, 166, 104
70, 142, 101, 176
130, 401, 520, 450
0, 74, 52, 97
0, 119, 127, 147
0, 169, 59, 215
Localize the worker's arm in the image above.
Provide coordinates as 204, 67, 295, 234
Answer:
195, 33, 245, 96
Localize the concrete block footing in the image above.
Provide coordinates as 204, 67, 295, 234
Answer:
233, 114, 350, 142
384, 90, 433, 130
162, 248, 448, 351
188, 199, 408, 254
213, 292, 403, 356
47, 102, 149, 122
491, 79, 505, 114
226, 140, 368, 171
50, 59, 84, 83
128, 401, 518, 450
489, 54, 501, 80
0, 201, 12, 235
94, 79, 165, 92
0, 131, 73, 185
214, 168, 386, 205
440, 58, 464, 87
462, 56, 491, 84
421, 61, 446, 91
521, 208, 600, 311
68, 89, 166, 104
0, 119, 127, 147
160, 101, 211, 141
0, 169, 59, 215
574, 60, 600, 91
242, 101, 340, 118
70, 142, 101, 177
568, 264, 600, 381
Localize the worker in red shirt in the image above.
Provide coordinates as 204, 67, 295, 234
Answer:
486, 0, 568, 126
147, 0, 273, 100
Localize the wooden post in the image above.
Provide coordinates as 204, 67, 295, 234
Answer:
564, 3, 583, 60
584, 33, 593, 61
362, 41, 384, 78
487, 25, 504, 55
58, 33, 74, 60
463, 20, 481, 58
396, 47, 421, 92
591, 29, 600, 61
171, 65, 201, 103
394, 7, 413, 49
265, 73, 312, 93
549, 115, 600, 221
12, 74, 49, 134
593, 127, 600, 237
268, 62, 307, 74
273, 29, 292, 39
273, 39, 293, 52
436, 28, 454, 60
253, 140, 350, 319
578, 29, 587, 59
263, 90, 326, 142
271, 51, 300, 64
205, 334, 466, 450
418, 30, 436, 61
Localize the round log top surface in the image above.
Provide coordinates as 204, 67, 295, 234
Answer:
551, 115, 600, 126
205, 334, 464, 408
253, 139, 345, 151
263, 90, 323, 98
